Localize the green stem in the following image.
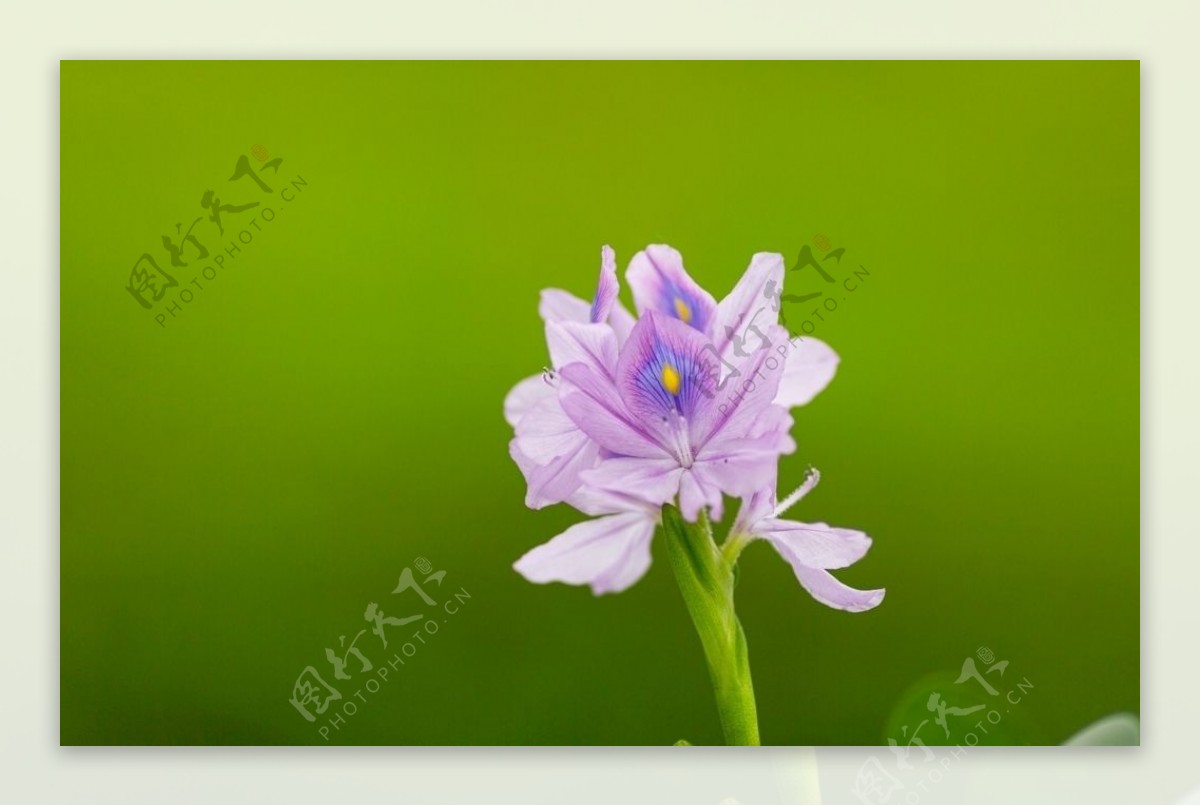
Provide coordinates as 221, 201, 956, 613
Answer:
662, 504, 761, 746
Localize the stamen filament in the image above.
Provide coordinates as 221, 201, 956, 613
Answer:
772, 467, 820, 517
670, 412, 695, 468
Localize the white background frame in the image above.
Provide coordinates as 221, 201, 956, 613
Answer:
2, 2, 1189, 801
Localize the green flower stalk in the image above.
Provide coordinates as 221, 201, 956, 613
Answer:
663, 504, 760, 745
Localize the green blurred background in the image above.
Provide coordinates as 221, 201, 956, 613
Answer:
60, 61, 1138, 745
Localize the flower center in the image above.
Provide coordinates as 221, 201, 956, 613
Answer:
673, 297, 692, 323
661, 363, 682, 396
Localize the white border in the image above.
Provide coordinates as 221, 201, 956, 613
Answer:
4, 1, 1194, 802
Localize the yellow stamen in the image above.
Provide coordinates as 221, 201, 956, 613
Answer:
673, 297, 692, 323
661, 363, 682, 396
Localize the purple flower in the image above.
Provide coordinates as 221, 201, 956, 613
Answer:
506, 243, 875, 599
560, 310, 794, 521
731, 469, 885, 612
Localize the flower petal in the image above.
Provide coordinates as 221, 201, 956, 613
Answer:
546, 321, 619, 378
790, 566, 885, 612
538, 248, 634, 344
712, 252, 784, 360
732, 488, 776, 537
558, 362, 668, 458
589, 245, 619, 324
692, 324, 789, 451
508, 437, 598, 510
580, 456, 684, 507
773, 337, 839, 408
565, 484, 656, 517
504, 374, 554, 428
513, 336, 614, 509
758, 519, 872, 570
609, 301, 636, 346
626, 245, 717, 335
539, 288, 591, 324
616, 310, 722, 432
701, 401, 795, 460
690, 448, 779, 503
515, 394, 589, 464
678, 467, 725, 521
513, 512, 657, 595
525, 445, 599, 509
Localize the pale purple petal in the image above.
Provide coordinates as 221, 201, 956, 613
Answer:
512, 328, 615, 508
609, 301, 636, 345
758, 519, 872, 570
565, 484, 658, 518
539, 289, 591, 324
539, 249, 634, 343
626, 245, 718, 335
692, 324, 790, 451
558, 362, 668, 459
732, 488, 776, 537
523, 443, 599, 509
504, 374, 554, 428
508, 438, 538, 479
589, 245, 619, 324
691, 449, 779, 503
616, 310, 721, 437
513, 512, 657, 595
515, 395, 589, 464
791, 566, 885, 612
712, 252, 784, 359
580, 456, 684, 507
695, 408, 794, 509
546, 321, 619, 378
773, 337, 839, 408
678, 467, 725, 522
508, 437, 597, 510
701, 401, 795, 460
